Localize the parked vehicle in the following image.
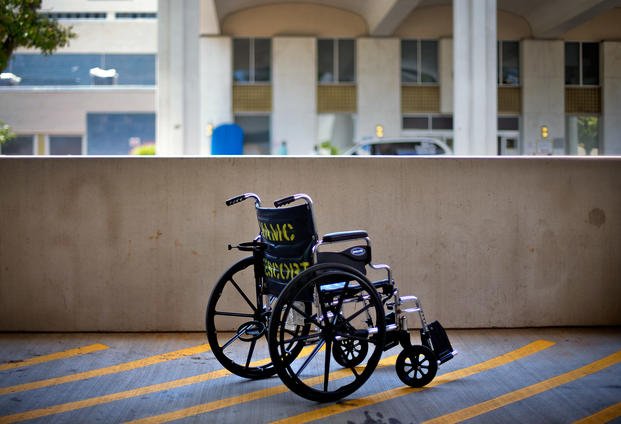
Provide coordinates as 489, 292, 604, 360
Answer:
345, 137, 453, 156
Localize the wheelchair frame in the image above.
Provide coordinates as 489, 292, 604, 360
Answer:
206, 192, 456, 402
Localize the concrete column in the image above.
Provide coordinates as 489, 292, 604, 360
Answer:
356, 38, 400, 140
453, 0, 497, 155
521, 40, 564, 155
200, 37, 233, 155
602, 41, 621, 155
272, 37, 316, 155
439, 37, 453, 114
156, 0, 201, 155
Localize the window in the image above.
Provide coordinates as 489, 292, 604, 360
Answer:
49, 136, 82, 155
317, 39, 355, 83
401, 40, 438, 83
233, 39, 271, 83
565, 42, 599, 86
234, 115, 271, 154
402, 114, 453, 149
40, 12, 107, 20
87, 113, 155, 155
403, 115, 452, 130
566, 116, 599, 155
498, 116, 519, 131
115, 12, 157, 19
498, 41, 519, 85
5, 54, 156, 86
0, 135, 34, 155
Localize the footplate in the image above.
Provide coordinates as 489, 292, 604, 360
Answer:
421, 320, 457, 365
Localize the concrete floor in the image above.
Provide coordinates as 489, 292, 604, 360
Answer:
0, 328, 620, 423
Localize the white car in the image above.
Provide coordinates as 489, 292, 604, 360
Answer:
344, 137, 453, 156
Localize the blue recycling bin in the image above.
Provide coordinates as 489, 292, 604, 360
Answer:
211, 123, 243, 155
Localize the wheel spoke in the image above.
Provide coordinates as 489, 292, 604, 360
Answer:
323, 339, 332, 392
214, 310, 255, 318
228, 277, 257, 312
245, 339, 257, 369
221, 332, 243, 350
294, 338, 325, 378
290, 303, 324, 330
343, 301, 375, 325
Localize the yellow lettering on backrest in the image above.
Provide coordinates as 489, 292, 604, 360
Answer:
282, 223, 294, 241
260, 222, 297, 243
263, 258, 312, 282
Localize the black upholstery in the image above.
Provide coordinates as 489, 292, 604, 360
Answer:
256, 203, 317, 295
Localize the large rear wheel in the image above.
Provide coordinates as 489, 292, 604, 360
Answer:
268, 263, 386, 402
206, 257, 276, 379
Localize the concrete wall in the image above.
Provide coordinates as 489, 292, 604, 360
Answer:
0, 157, 619, 331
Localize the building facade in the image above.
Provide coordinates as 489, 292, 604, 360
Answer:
1, 0, 621, 156
0, 0, 157, 155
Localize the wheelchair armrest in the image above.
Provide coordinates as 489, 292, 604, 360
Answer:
322, 230, 368, 243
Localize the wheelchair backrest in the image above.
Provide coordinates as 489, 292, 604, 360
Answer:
256, 203, 317, 295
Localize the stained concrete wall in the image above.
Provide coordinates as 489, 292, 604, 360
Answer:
0, 157, 619, 331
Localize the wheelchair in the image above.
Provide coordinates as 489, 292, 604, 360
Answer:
206, 193, 456, 402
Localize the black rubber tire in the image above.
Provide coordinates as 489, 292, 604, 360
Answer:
268, 263, 386, 402
396, 345, 438, 388
206, 257, 276, 379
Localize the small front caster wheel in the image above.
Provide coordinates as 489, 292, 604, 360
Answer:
396, 345, 438, 388
333, 338, 369, 368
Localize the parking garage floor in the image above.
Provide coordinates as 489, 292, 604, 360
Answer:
0, 328, 620, 424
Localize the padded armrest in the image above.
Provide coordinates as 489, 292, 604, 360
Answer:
322, 230, 368, 243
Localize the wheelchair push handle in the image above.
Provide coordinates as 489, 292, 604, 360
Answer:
274, 193, 314, 207
225, 193, 262, 207
274, 195, 296, 207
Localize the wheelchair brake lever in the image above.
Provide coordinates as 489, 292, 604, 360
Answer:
228, 241, 266, 252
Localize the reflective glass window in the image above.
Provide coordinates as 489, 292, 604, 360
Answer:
402, 116, 428, 130
338, 39, 355, 82
565, 42, 580, 85
87, 113, 155, 155
49, 136, 82, 155
582, 42, 599, 85
420, 40, 438, 83
500, 41, 519, 85
233, 38, 271, 83
1, 135, 34, 155
235, 115, 270, 154
498, 116, 519, 131
318, 39, 355, 83
233, 39, 251, 82
317, 39, 334, 82
6, 53, 155, 86
401, 40, 437, 83
254, 39, 271, 82
431, 116, 452, 130
401, 40, 417, 83
566, 116, 599, 155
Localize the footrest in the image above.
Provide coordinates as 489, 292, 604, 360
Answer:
398, 296, 421, 313
421, 320, 456, 365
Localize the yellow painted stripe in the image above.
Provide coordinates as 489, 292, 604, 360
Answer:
0, 346, 306, 424
424, 350, 621, 424
0, 344, 109, 371
272, 339, 556, 424
573, 402, 621, 424
0, 344, 210, 396
126, 353, 398, 424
